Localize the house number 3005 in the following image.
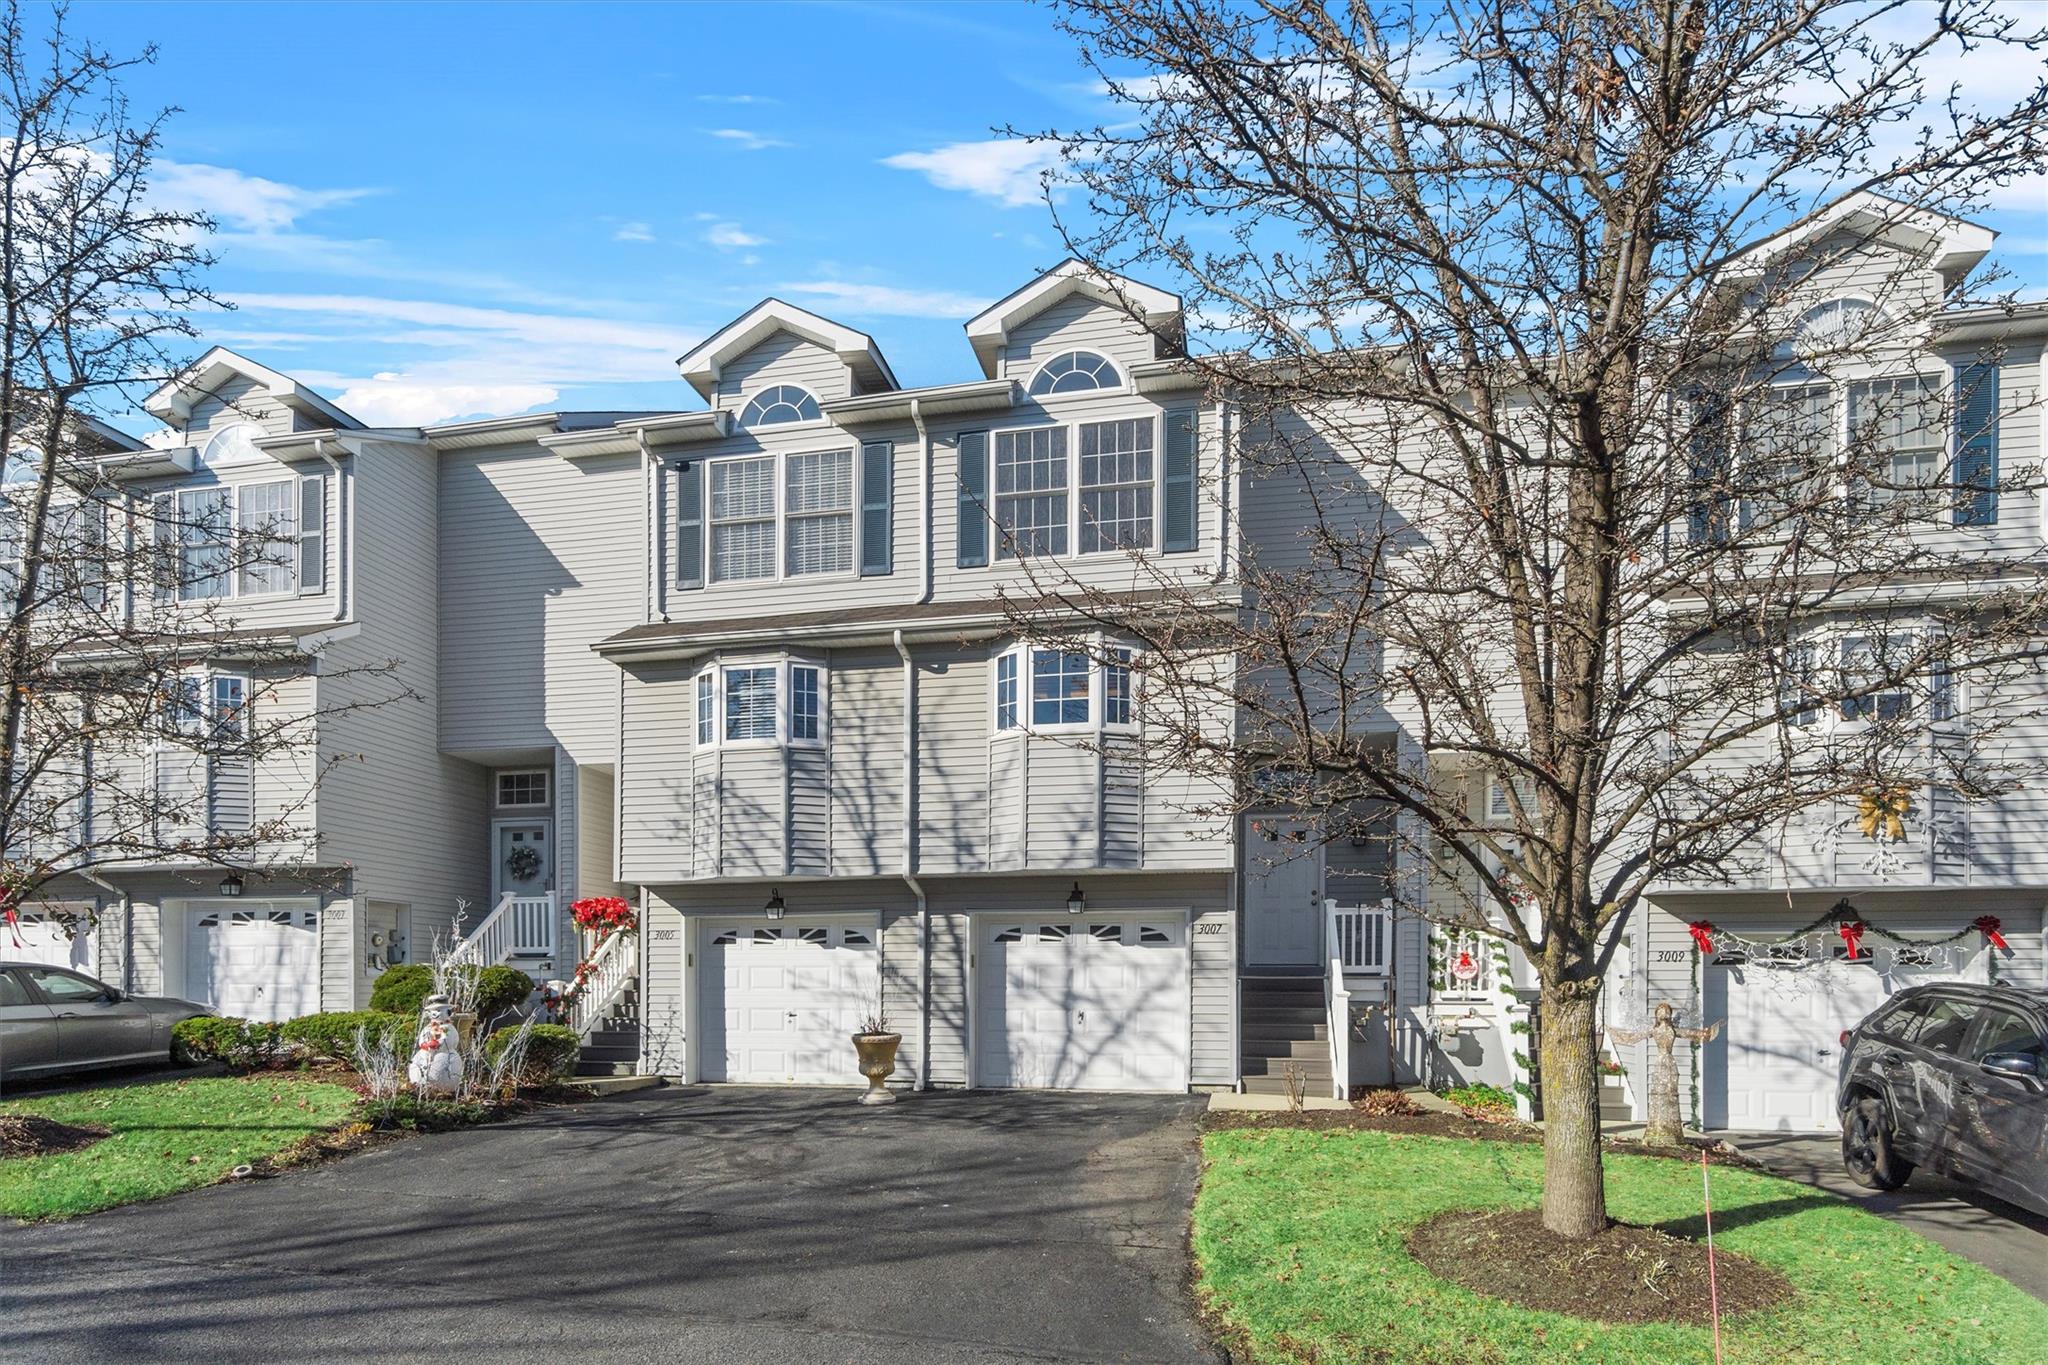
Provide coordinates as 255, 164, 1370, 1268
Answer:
650, 929, 679, 942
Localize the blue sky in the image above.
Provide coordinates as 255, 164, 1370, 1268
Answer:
64, 1, 1104, 428
49, 2, 2048, 433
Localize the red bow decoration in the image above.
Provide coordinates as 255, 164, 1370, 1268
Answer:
1687, 921, 1716, 955
1836, 920, 1866, 961
1974, 915, 2009, 952
1, 903, 19, 951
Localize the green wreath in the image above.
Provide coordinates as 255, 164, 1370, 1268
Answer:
506, 843, 542, 882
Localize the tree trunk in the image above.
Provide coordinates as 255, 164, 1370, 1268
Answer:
1538, 982, 1608, 1237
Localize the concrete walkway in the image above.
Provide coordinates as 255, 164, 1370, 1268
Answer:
6, 1086, 1222, 1363
1731, 1132, 2048, 1302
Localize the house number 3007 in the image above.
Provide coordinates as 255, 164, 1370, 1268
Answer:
1194, 923, 1228, 936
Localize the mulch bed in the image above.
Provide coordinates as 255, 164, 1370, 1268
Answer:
0, 1114, 110, 1160
1407, 1208, 1791, 1325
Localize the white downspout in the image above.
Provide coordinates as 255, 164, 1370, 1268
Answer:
911, 398, 933, 604
313, 439, 350, 622
635, 429, 661, 622
893, 628, 929, 1090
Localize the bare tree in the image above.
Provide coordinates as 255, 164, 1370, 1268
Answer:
0, 4, 401, 933
1011, 0, 2048, 1237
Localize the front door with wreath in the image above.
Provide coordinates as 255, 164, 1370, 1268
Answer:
495, 821, 552, 898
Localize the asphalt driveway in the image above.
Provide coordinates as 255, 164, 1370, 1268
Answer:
3, 1085, 1219, 1364
1733, 1133, 2048, 1302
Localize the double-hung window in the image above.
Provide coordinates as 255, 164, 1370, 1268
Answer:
709, 457, 776, 582
235, 479, 296, 596
784, 450, 853, 576
211, 676, 247, 742
1078, 420, 1155, 552
1743, 385, 1831, 528
177, 489, 233, 601
696, 673, 715, 745
1031, 649, 1092, 727
1780, 642, 1821, 728
789, 664, 822, 742
1849, 375, 1942, 506
994, 428, 1068, 558
723, 665, 778, 742
166, 675, 205, 736
1103, 648, 1134, 727
1838, 636, 1912, 723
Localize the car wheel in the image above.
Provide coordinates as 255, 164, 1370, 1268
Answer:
1842, 1095, 1913, 1191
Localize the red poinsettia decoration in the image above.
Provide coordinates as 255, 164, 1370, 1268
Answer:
570, 896, 635, 934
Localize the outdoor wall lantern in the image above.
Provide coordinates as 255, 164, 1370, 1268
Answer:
219, 873, 245, 898
763, 887, 787, 920
1066, 881, 1086, 915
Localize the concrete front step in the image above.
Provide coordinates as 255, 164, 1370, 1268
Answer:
1240, 1055, 1332, 1082
1241, 1073, 1336, 1097
574, 1058, 639, 1077
1241, 1034, 1331, 1060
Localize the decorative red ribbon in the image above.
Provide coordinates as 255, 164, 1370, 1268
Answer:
1974, 915, 2009, 952
1687, 921, 1716, 955
1, 903, 19, 951
1836, 920, 1866, 961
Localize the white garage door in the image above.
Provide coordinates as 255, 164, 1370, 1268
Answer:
700, 919, 880, 1084
1705, 939, 1984, 1132
975, 917, 1189, 1092
9, 910, 96, 973
185, 903, 320, 1022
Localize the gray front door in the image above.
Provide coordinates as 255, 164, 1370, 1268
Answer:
1244, 819, 1323, 966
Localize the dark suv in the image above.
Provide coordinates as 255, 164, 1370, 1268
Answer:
1837, 982, 2048, 1217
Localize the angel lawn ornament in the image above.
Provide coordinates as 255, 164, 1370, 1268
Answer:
407, 995, 465, 1096
1608, 1001, 1721, 1147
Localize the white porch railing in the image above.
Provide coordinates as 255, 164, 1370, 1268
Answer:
1332, 903, 1392, 975
568, 929, 637, 1038
449, 891, 557, 967
1323, 898, 1352, 1102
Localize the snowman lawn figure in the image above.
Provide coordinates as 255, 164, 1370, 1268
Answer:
407, 994, 465, 1096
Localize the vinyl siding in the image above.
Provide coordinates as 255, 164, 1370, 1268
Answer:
578, 762, 622, 899
617, 662, 695, 883
829, 650, 905, 876
914, 646, 988, 873
317, 442, 488, 948
995, 294, 1164, 385
713, 332, 855, 409
437, 445, 644, 764
638, 890, 688, 1075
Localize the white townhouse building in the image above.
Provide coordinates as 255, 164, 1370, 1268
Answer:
12, 205, 2044, 1130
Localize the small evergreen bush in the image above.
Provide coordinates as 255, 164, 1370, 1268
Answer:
279, 1010, 412, 1064
485, 1023, 582, 1087
368, 963, 535, 1019
170, 1015, 290, 1070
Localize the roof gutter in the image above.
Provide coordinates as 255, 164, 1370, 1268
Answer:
893, 628, 929, 1091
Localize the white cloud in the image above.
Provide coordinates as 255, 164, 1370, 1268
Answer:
705, 221, 767, 250
331, 376, 560, 427
696, 94, 778, 105
707, 128, 792, 151
614, 221, 656, 242
220, 293, 697, 425
778, 280, 994, 319
881, 139, 1063, 207
152, 159, 377, 232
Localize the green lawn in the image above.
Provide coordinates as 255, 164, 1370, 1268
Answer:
1, 1076, 360, 1220
1196, 1128, 2048, 1364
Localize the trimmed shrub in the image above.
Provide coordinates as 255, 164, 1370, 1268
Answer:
280, 1010, 412, 1064
368, 963, 535, 1020
170, 1015, 290, 1070
485, 1023, 581, 1088
1440, 1082, 1515, 1114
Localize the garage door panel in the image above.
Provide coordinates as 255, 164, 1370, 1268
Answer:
184, 903, 318, 1023
701, 919, 879, 1085
975, 918, 1188, 1093
1706, 936, 1984, 1133
11, 913, 97, 973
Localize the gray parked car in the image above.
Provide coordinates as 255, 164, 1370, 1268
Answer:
0, 962, 210, 1082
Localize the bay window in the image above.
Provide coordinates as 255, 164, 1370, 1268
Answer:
693, 659, 828, 748
995, 643, 1139, 733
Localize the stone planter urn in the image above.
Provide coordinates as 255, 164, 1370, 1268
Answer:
852, 1032, 902, 1105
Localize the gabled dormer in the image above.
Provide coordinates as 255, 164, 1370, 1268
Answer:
965, 260, 1185, 387
677, 299, 898, 417
144, 347, 363, 460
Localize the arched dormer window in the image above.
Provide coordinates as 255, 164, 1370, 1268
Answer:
201, 423, 265, 465
738, 384, 822, 428
1778, 298, 1888, 361
1028, 351, 1120, 397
